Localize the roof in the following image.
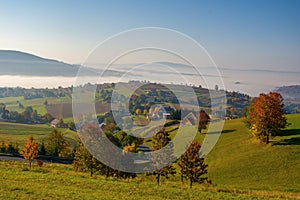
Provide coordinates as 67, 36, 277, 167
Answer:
51, 118, 60, 125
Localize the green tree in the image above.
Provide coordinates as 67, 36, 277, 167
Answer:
45, 129, 70, 157
246, 92, 287, 144
58, 118, 65, 128
73, 140, 102, 177
7, 143, 19, 154
68, 121, 76, 130
147, 128, 176, 185
0, 103, 8, 118
178, 142, 210, 188
42, 113, 53, 123
171, 109, 181, 120
31, 110, 38, 121
38, 142, 47, 155
44, 100, 48, 106
80, 123, 136, 179
21, 136, 39, 169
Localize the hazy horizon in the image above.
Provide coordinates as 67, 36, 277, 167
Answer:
0, 65, 299, 96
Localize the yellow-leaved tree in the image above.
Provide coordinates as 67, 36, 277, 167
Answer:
22, 136, 39, 169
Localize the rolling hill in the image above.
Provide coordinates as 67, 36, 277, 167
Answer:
0, 50, 81, 76
0, 50, 121, 77
0, 114, 299, 198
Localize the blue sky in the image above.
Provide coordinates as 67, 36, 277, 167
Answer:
0, 0, 299, 71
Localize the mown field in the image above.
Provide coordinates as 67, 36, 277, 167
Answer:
0, 114, 299, 199
0, 96, 71, 115
0, 122, 78, 148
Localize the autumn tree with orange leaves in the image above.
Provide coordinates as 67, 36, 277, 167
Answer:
22, 136, 39, 169
178, 142, 210, 188
246, 92, 287, 144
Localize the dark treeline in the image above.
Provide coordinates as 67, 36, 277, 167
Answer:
0, 87, 72, 99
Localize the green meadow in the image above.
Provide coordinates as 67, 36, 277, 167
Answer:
0, 160, 299, 200
0, 96, 71, 115
0, 114, 299, 199
0, 122, 78, 148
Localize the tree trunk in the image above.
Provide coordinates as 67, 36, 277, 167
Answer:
266, 134, 269, 144
90, 167, 93, 177
190, 179, 193, 188
157, 174, 160, 185
106, 167, 109, 178
29, 161, 32, 169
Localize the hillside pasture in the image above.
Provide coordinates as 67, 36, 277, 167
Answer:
0, 122, 78, 148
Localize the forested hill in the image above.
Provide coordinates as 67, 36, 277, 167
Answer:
0, 82, 251, 117
275, 85, 300, 100
275, 85, 300, 114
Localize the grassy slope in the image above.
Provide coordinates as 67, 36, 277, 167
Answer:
0, 114, 299, 199
0, 160, 298, 200
0, 96, 71, 115
0, 122, 78, 148
205, 114, 300, 192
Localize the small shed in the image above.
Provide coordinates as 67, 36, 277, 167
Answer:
51, 119, 60, 128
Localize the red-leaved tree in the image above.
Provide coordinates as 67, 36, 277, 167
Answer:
178, 142, 210, 188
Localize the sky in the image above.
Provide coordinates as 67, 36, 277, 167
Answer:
0, 0, 299, 71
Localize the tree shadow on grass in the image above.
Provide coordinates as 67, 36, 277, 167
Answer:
276, 129, 300, 137
272, 129, 300, 146
273, 137, 300, 146
221, 129, 236, 134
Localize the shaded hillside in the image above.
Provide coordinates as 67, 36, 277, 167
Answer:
276, 85, 300, 100
275, 85, 300, 113
0, 50, 80, 76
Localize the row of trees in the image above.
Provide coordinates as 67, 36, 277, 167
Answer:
0, 142, 19, 154
146, 129, 210, 188
21, 129, 73, 169
73, 140, 136, 179
72, 130, 210, 188
0, 87, 71, 99
0, 103, 53, 124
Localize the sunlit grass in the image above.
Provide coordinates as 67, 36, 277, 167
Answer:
0, 114, 300, 199
0, 160, 299, 200
0, 122, 78, 148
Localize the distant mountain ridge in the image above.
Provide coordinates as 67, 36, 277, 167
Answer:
0, 50, 122, 77
0, 50, 82, 76
275, 85, 300, 101
0, 50, 59, 62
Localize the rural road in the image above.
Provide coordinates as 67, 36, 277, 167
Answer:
0, 155, 73, 164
